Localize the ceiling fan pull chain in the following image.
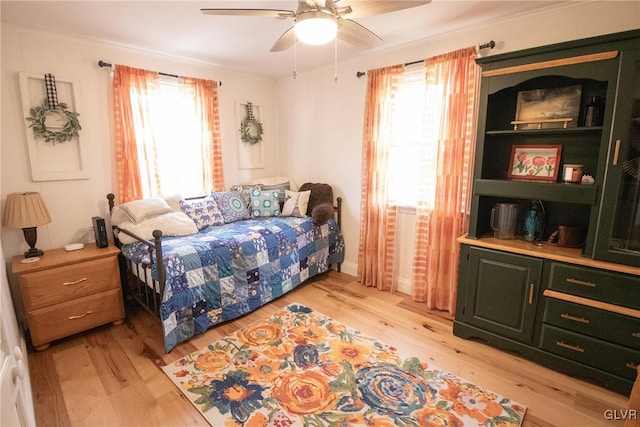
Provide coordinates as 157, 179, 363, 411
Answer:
334, 36, 338, 83
293, 34, 298, 79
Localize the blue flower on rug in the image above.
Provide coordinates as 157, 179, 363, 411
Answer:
355, 363, 429, 416
287, 303, 313, 313
293, 343, 319, 368
207, 370, 266, 423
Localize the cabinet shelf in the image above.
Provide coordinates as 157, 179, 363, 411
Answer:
486, 127, 603, 136
474, 179, 598, 204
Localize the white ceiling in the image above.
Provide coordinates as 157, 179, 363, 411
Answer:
1, 1, 569, 78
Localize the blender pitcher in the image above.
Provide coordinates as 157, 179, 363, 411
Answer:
490, 203, 518, 239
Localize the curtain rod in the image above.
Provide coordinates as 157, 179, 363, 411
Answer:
355, 40, 496, 79
98, 60, 222, 87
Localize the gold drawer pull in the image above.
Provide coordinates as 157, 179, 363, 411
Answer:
68, 310, 92, 320
560, 313, 590, 324
566, 277, 596, 288
528, 283, 535, 305
556, 341, 584, 353
613, 139, 621, 165
63, 277, 88, 286
633, 332, 640, 339
627, 362, 638, 370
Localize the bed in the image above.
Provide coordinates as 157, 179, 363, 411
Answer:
107, 182, 344, 352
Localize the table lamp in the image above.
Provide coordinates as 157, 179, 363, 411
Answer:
3, 192, 52, 258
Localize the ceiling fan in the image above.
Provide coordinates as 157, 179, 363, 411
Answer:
201, 0, 431, 52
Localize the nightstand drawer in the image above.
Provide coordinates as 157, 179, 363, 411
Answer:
21, 256, 119, 310
548, 262, 640, 309
26, 288, 125, 347
543, 298, 640, 350
540, 324, 640, 381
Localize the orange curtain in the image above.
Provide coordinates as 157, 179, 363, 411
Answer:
180, 76, 226, 192
411, 47, 479, 313
113, 66, 225, 202
357, 65, 403, 291
112, 65, 157, 203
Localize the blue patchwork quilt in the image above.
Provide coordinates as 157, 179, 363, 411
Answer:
121, 216, 344, 352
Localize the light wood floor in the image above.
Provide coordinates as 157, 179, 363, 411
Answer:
28, 271, 630, 426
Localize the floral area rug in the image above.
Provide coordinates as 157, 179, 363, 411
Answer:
162, 303, 527, 426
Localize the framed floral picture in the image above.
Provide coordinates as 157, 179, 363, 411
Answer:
508, 144, 562, 181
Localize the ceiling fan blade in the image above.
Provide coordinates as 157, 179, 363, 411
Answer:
201, 8, 295, 18
335, 1, 430, 19
270, 27, 296, 52
337, 19, 383, 49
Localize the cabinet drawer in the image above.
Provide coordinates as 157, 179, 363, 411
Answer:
26, 288, 125, 347
21, 257, 119, 310
540, 324, 640, 381
543, 298, 640, 350
548, 262, 640, 309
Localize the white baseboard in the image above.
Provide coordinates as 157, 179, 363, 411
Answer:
337, 261, 358, 277
335, 262, 412, 295
396, 276, 412, 295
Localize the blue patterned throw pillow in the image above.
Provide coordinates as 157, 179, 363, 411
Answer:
249, 187, 281, 218
211, 191, 250, 223
180, 197, 225, 230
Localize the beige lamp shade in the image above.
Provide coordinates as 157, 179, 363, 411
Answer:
3, 192, 52, 229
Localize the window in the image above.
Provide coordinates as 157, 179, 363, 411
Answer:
387, 63, 443, 207
129, 77, 206, 198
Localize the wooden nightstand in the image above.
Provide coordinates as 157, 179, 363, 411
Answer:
11, 245, 125, 351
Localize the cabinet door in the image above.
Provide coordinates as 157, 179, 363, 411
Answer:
463, 247, 543, 343
595, 49, 640, 266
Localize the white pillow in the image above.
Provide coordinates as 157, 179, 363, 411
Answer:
281, 190, 311, 217
116, 211, 198, 244
163, 194, 184, 212
111, 197, 173, 225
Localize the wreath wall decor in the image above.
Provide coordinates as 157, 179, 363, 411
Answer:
25, 99, 81, 144
19, 72, 90, 181
239, 102, 263, 145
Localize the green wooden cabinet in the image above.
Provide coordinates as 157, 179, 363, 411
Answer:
461, 247, 541, 343
593, 48, 640, 266
455, 29, 640, 395
467, 30, 640, 266
455, 243, 640, 394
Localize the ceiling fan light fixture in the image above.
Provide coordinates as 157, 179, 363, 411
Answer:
294, 11, 337, 46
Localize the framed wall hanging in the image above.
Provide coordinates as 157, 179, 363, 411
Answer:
507, 144, 562, 181
18, 72, 90, 181
512, 85, 582, 130
235, 101, 265, 169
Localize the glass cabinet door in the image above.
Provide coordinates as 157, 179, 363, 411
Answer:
596, 49, 640, 266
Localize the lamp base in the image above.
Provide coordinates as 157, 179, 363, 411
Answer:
22, 226, 44, 258
24, 247, 44, 258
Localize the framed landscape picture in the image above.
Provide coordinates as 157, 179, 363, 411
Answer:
514, 85, 582, 129
508, 144, 562, 181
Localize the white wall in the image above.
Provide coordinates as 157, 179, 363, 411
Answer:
1, 26, 280, 260
2, 2, 639, 291
275, 1, 640, 289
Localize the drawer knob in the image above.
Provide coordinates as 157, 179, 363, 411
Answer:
633, 332, 640, 339
68, 310, 92, 320
63, 277, 88, 286
560, 313, 590, 324
566, 277, 596, 288
556, 340, 584, 353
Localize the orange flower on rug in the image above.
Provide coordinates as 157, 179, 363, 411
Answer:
162, 303, 527, 426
